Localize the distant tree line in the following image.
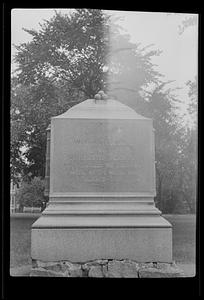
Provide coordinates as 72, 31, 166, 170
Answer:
11, 9, 197, 213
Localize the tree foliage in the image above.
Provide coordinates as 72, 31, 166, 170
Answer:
107, 19, 163, 110
11, 10, 197, 213
11, 9, 164, 181
135, 82, 184, 212
11, 9, 109, 180
175, 77, 198, 213
14, 9, 109, 97
105, 19, 194, 213
178, 15, 198, 35
186, 76, 198, 128
16, 177, 46, 209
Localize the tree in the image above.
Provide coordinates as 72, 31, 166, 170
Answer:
178, 15, 198, 35
14, 9, 109, 97
186, 76, 198, 128
16, 177, 46, 210
12, 11, 195, 214
10, 77, 29, 183
11, 9, 166, 181
176, 15, 198, 212
179, 129, 197, 213
11, 9, 109, 180
135, 82, 184, 212
176, 77, 198, 213
107, 18, 163, 111
156, 75, 198, 214
11, 77, 65, 180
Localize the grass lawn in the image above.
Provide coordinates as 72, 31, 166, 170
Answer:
165, 214, 196, 263
10, 214, 196, 269
10, 215, 37, 268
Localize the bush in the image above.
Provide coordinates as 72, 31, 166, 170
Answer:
16, 177, 46, 210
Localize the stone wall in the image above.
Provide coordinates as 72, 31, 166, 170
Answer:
30, 259, 184, 278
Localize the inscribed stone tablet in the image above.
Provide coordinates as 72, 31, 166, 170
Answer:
51, 119, 155, 193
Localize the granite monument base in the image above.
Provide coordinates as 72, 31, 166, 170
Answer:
31, 213, 172, 263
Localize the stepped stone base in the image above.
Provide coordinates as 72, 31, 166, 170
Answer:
30, 259, 184, 278
31, 211, 172, 263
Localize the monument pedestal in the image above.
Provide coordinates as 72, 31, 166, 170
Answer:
32, 195, 172, 262
31, 95, 172, 266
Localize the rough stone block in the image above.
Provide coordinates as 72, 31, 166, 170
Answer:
64, 261, 83, 277
138, 262, 154, 269
107, 260, 139, 278
69, 268, 83, 277
138, 265, 184, 278
33, 260, 66, 273
102, 264, 108, 277
88, 265, 104, 277
94, 259, 108, 265
32, 259, 38, 268
82, 262, 94, 271
30, 259, 184, 278
155, 262, 179, 270
59, 261, 71, 273
30, 268, 64, 277
35, 260, 56, 268
43, 263, 62, 273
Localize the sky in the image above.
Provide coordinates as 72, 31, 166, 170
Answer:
11, 9, 198, 127
109, 11, 198, 84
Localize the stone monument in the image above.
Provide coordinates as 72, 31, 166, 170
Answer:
31, 91, 173, 272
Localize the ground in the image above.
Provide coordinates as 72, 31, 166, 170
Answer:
10, 214, 196, 276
